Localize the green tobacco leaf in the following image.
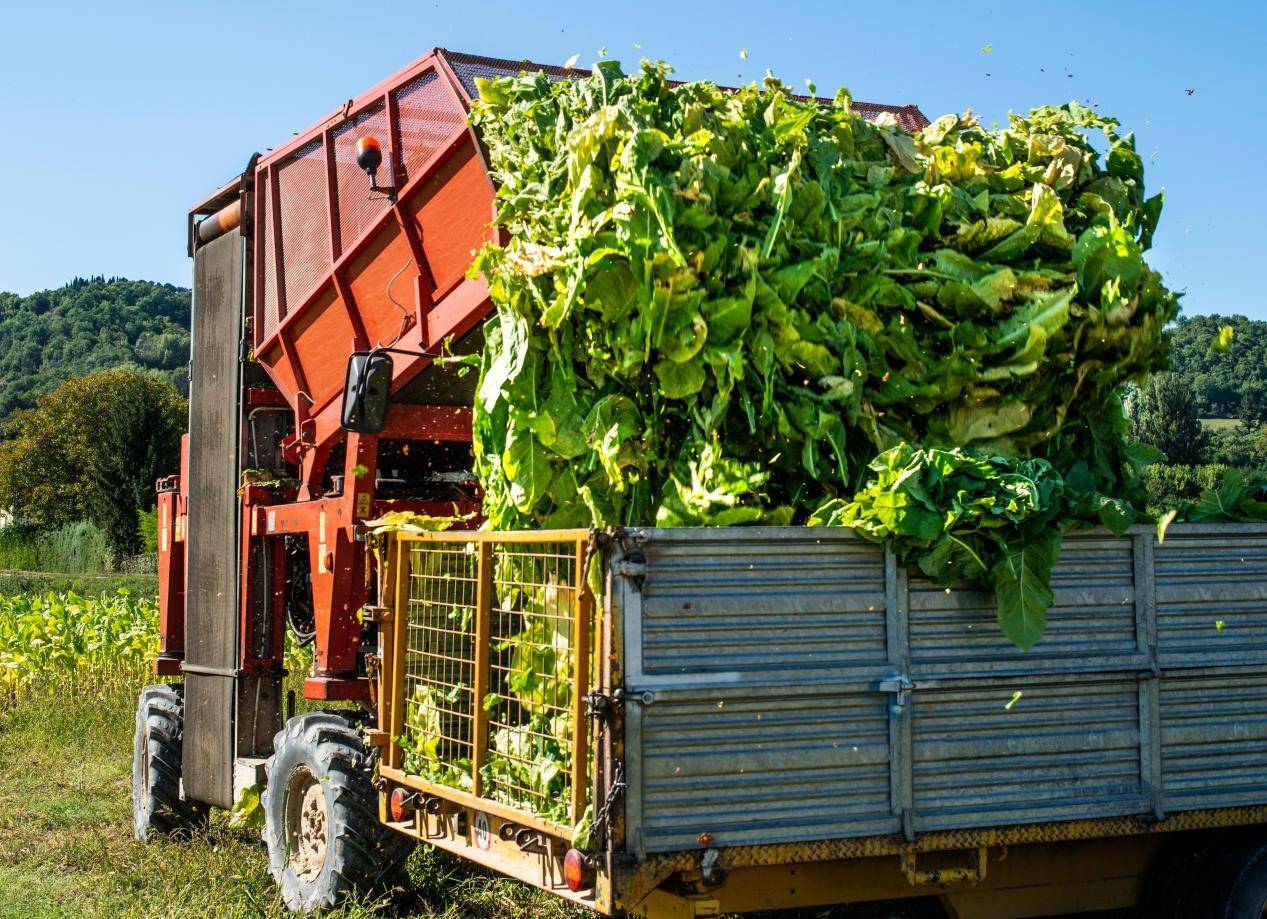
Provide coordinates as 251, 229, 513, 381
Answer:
1072, 220, 1142, 297
502, 414, 554, 513
992, 531, 1062, 650
655, 358, 706, 398
948, 399, 1032, 444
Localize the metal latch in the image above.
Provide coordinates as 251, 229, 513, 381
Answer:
616, 552, 648, 591
879, 675, 913, 709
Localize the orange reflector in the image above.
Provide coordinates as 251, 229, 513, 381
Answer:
388, 786, 416, 822
564, 848, 592, 892
356, 135, 383, 174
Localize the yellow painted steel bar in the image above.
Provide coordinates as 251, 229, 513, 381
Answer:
380, 764, 573, 839
570, 537, 592, 824
471, 540, 493, 796
387, 537, 410, 770
615, 803, 1267, 909
394, 528, 593, 545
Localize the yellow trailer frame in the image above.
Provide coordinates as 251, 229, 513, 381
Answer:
371, 529, 605, 907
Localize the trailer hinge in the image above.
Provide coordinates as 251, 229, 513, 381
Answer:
585, 686, 625, 721
616, 558, 647, 581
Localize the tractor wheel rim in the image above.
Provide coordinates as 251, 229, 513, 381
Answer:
140, 745, 150, 810
135, 718, 150, 814
285, 767, 328, 883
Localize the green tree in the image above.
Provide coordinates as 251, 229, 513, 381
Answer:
0, 368, 186, 555
1128, 374, 1209, 466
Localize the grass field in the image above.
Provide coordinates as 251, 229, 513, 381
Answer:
0, 680, 598, 919
1200, 417, 1241, 432
0, 582, 937, 919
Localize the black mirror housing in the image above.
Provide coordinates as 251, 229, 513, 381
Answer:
341, 351, 394, 434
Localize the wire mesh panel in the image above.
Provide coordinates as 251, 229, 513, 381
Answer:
258, 168, 279, 342
485, 542, 583, 824
386, 531, 593, 830
401, 540, 479, 788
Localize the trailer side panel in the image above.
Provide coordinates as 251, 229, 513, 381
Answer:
618, 525, 1267, 858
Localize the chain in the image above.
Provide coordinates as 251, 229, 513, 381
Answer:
591, 759, 626, 850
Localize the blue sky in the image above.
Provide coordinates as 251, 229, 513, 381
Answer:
1, 1, 1263, 318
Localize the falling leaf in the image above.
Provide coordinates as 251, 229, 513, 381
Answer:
1210, 325, 1235, 354
563, 53, 580, 70
1005, 690, 1023, 710
598, 46, 607, 57
982, 44, 993, 54
1216, 619, 1226, 630
739, 48, 749, 59
351, 464, 369, 478
632, 41, 641, 49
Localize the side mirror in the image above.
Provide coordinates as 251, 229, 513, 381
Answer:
341, 351, 394, 434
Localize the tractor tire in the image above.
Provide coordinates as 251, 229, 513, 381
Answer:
1191, 830, 1267, 919
132, 683, 209, 841
263, 712, 414, 913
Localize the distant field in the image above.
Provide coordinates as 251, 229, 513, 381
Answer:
1201, 417, 1240, 432
0, 570, 157, 598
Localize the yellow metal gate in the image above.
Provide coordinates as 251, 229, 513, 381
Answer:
376, 529, 595, 838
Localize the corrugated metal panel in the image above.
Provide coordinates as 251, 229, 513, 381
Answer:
912, 678, 1145, 831
620, 524, 1267, 860
1155, 529, 1267, 666
638, 530, 887, 676
619, 528, 896, 857
1161, 670, 1267, 811
909, 532, 1143, 675
637, 690, 895, 851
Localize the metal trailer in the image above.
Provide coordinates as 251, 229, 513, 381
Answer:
356, 523, 1267, 918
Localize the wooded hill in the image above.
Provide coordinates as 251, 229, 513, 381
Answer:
0, 277, 190, 422
1168, 313, 1267, 421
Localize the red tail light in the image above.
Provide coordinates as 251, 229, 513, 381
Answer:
388, 786, 416, 822
564, 848, 592, 892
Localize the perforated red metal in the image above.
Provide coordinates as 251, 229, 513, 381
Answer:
333, 101, 394, 258
258, 169, 279, 340
395, 71, 467, 186
276, 139, 330, 318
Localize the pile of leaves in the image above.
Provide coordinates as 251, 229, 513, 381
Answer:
467, 60, 1179, 648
